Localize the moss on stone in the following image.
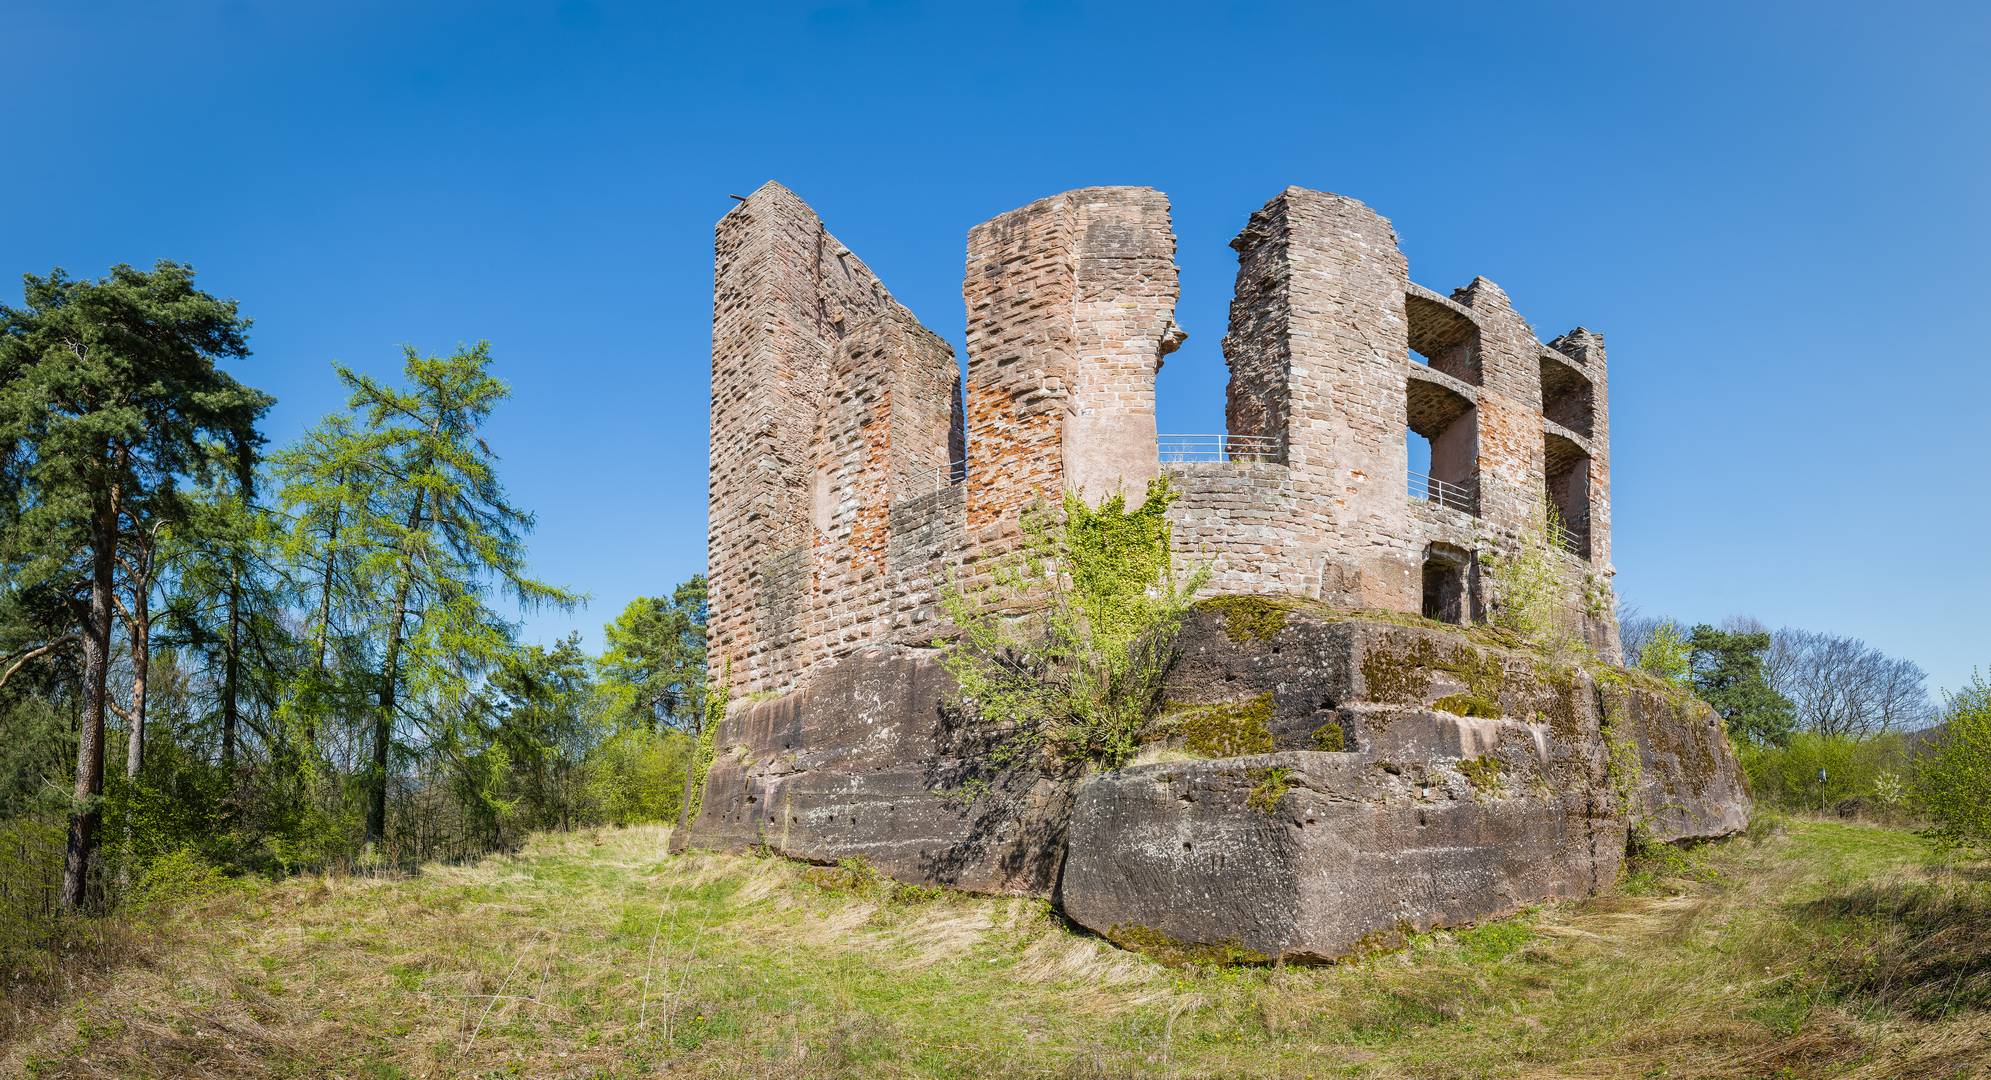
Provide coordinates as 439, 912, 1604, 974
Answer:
1105, 924, 1272, 966
1436, 645, 1506, 702
1246, 766, 1292, 813
1433, 693, 1502, 719
1361, 634, 1436, 705
1166, 693, 1275, 758
1197, 595, 1292, 643
1458, 755, 1505, 794
1345, 920, 1418, 958
1535, 664, 1583, 741
1311, 722, 1346, 752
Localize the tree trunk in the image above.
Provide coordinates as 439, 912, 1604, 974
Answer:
61, 492, 119, 912
307, 492, 342, 748
222, 566, 241, 770
366, 500, 424, 850
125, 582, 149, 780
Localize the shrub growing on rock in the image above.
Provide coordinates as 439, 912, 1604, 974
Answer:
940, 479, 1208, 770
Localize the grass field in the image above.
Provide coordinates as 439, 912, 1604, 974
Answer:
5, 815, 1988, 1079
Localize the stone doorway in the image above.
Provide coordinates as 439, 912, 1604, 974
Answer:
1421, 544, 1471, 625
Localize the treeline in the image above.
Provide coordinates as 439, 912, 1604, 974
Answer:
0, 263, 710, 966
1621, 610, 1989, 842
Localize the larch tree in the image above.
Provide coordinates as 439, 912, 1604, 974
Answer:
271, 413, 371, 750
279, 344, 576, 854
0, 262, 269, 910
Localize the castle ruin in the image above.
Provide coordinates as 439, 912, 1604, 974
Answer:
708, 183, 1617, 703
691, 183, 1744, 962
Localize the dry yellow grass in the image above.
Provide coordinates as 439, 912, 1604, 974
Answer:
3, 816, 1987, 1078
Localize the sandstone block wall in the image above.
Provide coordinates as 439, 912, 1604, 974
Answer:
708, 182, 1618, 697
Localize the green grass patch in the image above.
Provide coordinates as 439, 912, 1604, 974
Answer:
10, 817, 1988, 1079
1457, 755, 1504, 794
1245, 767, 1292, 813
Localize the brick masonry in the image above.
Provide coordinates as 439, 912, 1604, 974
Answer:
708, 183, 1618, 697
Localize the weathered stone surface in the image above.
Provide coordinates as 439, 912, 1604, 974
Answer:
1060, 750, 1616, 962
1610, 679, 1752, 842
1053, 603, 1745, 959
689, 605, 1750, 958
690, 644, 1069, 896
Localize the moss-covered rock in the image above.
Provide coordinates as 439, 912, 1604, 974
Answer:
1361, 633, 1437, 705
1164, 693, 1275, 758
1104, 924, 1271, 966
1196, 595, 1292, 643
1433, 693, 1502, 719
1458, 755, 1505, 794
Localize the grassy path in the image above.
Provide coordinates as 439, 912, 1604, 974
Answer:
6, 817, 1987, 1078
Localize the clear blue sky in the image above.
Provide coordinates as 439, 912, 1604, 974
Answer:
7, 2, 1987, 697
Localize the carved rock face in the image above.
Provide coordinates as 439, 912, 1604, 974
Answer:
1059, 751, 1614, 961
685, 604, 1750, 961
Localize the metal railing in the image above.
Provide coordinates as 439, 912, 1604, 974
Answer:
1408, 470, 1477, 515
1157, 433, 1283, 464
1546, 514, 1588, 557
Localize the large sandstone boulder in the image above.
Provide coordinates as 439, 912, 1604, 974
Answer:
1058, 749, 1618, 962
685, 600, 1751, 960
688, 644, 1071, 895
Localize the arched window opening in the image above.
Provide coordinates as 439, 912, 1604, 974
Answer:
1540, 353, 1594, 439
1407, 291, 1482, 386
1543, 430, 1591, 559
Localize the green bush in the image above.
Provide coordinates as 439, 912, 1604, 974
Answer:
0, 812, 67, 971
125, 848, 232, 911
941, 479, 1208, 770
1738, 732, 1907, 812
1915, 672, 1991, 852
1636, 621, 1692, 686
581, 727, 694, 826
1485, 497, 1579, 652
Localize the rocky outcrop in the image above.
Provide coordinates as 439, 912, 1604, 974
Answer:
685, 601, 1750, 961
1058, 750, 1616, 962
688, 644, 1071, 895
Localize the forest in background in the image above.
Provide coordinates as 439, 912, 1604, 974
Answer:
0, 262, 713, 979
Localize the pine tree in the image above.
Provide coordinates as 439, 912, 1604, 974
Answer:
0, 262, 270, 909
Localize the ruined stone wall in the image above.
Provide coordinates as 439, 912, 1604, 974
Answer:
709, 181, 1617, 695
806, 311, 961, 675
1549, 328, 1611, 571
709, 182, 947, 697
1221, 189, 1418, 609
1161, 463, 1307, 596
